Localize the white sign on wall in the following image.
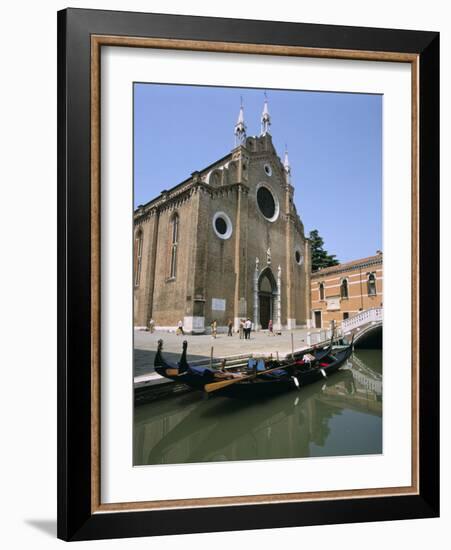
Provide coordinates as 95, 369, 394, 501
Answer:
212, 298, 226, 311
327, 297, 341, 311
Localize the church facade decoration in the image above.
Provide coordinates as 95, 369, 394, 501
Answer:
133, 99, 311, 333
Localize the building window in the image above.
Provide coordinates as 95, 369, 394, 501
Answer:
134, 230, 143, 287
295, 246, 304, 266
169, 213, 179, 279
212, 211, 233, 240
368, 273, 377, 295
340, 278, 349, 299
263, 163, 272, 176
319, 282, 325, 301
256, 183, 279, 222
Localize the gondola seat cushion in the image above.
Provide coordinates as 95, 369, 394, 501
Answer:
189, 366, 215, 376
262, 369, 287, 378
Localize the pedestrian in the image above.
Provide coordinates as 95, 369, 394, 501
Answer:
148, 318, 155, 333
244, 318, 252, 340
268, 319, 274, 336
176, 320, 184, 335
211, 319, 217, 339
239, 319, 244, 339
227, 319, 233, 337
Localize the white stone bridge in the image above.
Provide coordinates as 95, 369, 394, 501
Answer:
339, 307, 383, 349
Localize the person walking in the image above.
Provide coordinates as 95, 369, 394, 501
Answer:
244, 318, 252, 340
211, 319, 217, 339
239, 319, 244, 339
227, 319, 233, 337
176, 320, 184, 335
268, 319, 274, 336
148, 318, 155, 333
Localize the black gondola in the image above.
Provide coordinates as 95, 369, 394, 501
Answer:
154, 336, 343, 394
153, 339, 182, 380
205, 337, 354, 399
154, 340, 237, 389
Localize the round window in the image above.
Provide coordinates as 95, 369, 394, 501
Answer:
215, 217, 227, 235
295, 247, 304, 265
257, 185, 278, 221
264, 163, 272, 176
212, 212, 233, 240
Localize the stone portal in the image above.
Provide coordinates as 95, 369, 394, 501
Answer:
258, 268, 277, 329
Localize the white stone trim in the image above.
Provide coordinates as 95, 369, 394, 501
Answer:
316, 277, 383, 290
212, 211, 233, 240
311, 268, 383, 282
263, 163, 272, 176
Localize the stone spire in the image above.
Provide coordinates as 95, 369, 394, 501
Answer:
260, 93, 271, 136
234, 98, 247, 146
284, 146, 291, 184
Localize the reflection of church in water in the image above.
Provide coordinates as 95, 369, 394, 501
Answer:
134, 97, 311, 332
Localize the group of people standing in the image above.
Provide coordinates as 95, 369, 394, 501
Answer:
210, 318, 252, 339
239, 318, 253, 340
210, 318, 252, 340
148, 318, 274, 339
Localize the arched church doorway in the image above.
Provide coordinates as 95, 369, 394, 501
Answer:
258, 268, 277, 329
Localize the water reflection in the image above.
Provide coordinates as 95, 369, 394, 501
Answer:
134, 350, 382, 465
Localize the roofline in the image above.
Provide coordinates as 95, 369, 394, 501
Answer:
135, 150, 234, 212
311, 254, 383, 277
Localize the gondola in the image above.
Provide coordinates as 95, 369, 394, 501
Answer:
205, 337, 354, 399
154, 336, 342, 393
153, 339, 183, 381
296, 330, 335, 365
154, 340, 241, 389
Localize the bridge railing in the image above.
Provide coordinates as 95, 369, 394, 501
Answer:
341, 307, 383, 334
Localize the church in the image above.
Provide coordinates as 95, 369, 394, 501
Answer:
133, 97, 311, 333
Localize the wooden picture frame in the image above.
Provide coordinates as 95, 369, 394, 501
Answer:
57, 8, 439, 541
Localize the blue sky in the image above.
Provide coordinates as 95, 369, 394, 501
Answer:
134, 83, 382, 263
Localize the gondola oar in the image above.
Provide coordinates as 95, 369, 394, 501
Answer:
204, 363, 285, 393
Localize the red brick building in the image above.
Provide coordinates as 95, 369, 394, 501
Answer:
310, 252, 383, 329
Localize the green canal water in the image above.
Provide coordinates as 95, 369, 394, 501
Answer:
133, 350, 382, 466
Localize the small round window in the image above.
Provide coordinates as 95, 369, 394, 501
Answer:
212, 212, 233, 240
256, 184, 279, 222
295, 247, 304, 265
264, 163, 272, 176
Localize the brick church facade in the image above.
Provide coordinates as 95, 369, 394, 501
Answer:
133, 98, 311, 333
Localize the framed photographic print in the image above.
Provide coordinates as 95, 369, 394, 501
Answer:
57, 8, 439, 541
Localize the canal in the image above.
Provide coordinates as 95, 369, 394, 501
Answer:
134, 349, 382, 466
